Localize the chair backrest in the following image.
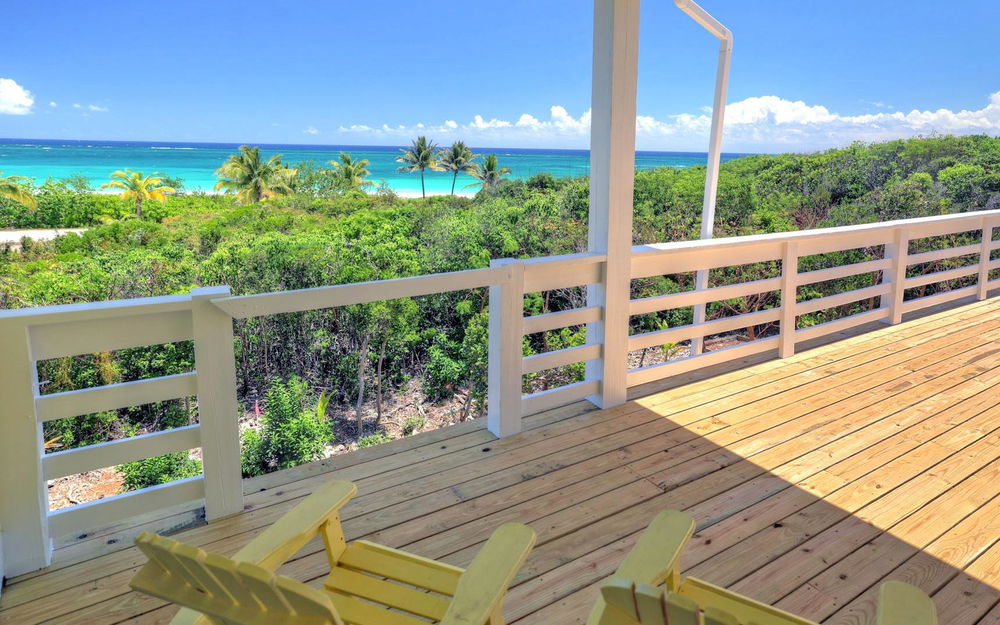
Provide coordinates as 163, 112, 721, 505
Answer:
599, 578, 793, 625
130, 532, 343, 625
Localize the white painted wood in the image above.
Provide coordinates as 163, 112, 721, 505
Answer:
978, 218, 998, 300
906, 243, 982, 266
190, 287, 244, 521
900, 285, 979, 315
629, 277, 782, 316
28, 310, 193, 361
631, 241, 783, 279
522, 254, 605, 292
586, 0, 641, 409
210, 267, 504, 319
627, 308, 780, 352
779, 242, 799, 358
797, 258, 891, 286
488, 259, 526, 437
35, 372, 197, 423
523, 306, 603, 335
521, 380, 601, 416
794, 308, 891, 343
680, 0, 732, 359
0, 319, 50, 576
631, 210, 1000, 276
0, 293, 191, 324
796, 283, 891, 316
626, 337, 779, 387
522, 343, 602, 375
47, 476, 204, 539
903, 264, 979, 290
43, 425, 201, 480
883, 227, 910, 324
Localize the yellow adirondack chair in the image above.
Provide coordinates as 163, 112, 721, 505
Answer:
587, 510, 937, 625
130, 480, 536, 625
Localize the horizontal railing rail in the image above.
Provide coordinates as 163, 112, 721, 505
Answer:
1, 209, 998, 577
626, 209, 1000, 388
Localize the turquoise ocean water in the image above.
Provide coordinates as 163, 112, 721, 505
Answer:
0, 139, 749, 196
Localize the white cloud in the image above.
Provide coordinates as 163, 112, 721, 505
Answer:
304, 126, 319, 135
48, 101, 57, 108
72, 103, 82, 109
0, 78, 34, 115
328, 91, 1000, 152
87, 104, 109, 112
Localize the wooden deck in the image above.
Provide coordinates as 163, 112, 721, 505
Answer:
2, 297, 999, 625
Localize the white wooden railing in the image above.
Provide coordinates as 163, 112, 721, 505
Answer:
0, 209, 998, 576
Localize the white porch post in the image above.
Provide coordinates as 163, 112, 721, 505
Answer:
586, 0, 641, 409
191, 287, 244, 520
0, 320, 51, 576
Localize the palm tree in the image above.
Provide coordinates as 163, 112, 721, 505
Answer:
396, 136, 441, 198
466, 154, 511, 192
100, 170, 175, 218
438, 141, 478, 195
0, 172, 37, 209
215, 145, 296, 204
330, 152, 373, 191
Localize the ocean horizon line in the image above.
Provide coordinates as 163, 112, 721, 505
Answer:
0, 137, 758, 159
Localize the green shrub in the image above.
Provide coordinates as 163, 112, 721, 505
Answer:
357, 431, 392, 448
119, 452, 201, 491
241, 378, 332, 476
402, 415, 426, 436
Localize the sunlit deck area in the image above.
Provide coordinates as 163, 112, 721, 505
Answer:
2, 297, 998, 624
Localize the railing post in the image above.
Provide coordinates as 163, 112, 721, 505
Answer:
978, 217, 996, 301
488, 259, 525, 437
586, 0, 640, 408
190, 287, 244, 520
884, 227, 910, 324
0, 320, 51, 576
779, 242, 799, 358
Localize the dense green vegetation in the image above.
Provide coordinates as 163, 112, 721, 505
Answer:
3, 135, 998, 490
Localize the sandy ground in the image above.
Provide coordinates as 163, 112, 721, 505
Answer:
1, 228, 87, 248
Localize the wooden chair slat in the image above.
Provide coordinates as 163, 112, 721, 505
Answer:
337, 542, 463, 595
326, 590, 431, 625
325, 567, 451, 621
601, 578, 639, 621
634, 584, 667, 625
664, 592, 701, 625
233, 561, 295, 615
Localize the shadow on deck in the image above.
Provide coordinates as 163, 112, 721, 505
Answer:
1, 296, 999, 625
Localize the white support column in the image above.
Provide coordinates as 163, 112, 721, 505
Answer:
884, 227, 910, 324
779, 242, 799, 358
689, 6, 733, 356
978, 217, 996, 300
191, 287, 244, 520
0, 320, 51, 575
586, 0, 641, 408
488, 259, 525, 437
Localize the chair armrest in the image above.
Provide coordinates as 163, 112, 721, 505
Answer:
613, 509, 695, 589
233, 480, 357, 571
167, 480, 357, 625
439, 522, 536, 625
877, 581, 937, 625
586, 510, 695, 625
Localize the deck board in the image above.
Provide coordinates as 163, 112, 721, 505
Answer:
2, 298, 998, 624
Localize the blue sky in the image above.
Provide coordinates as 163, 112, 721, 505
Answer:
1, 0, 998, 152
